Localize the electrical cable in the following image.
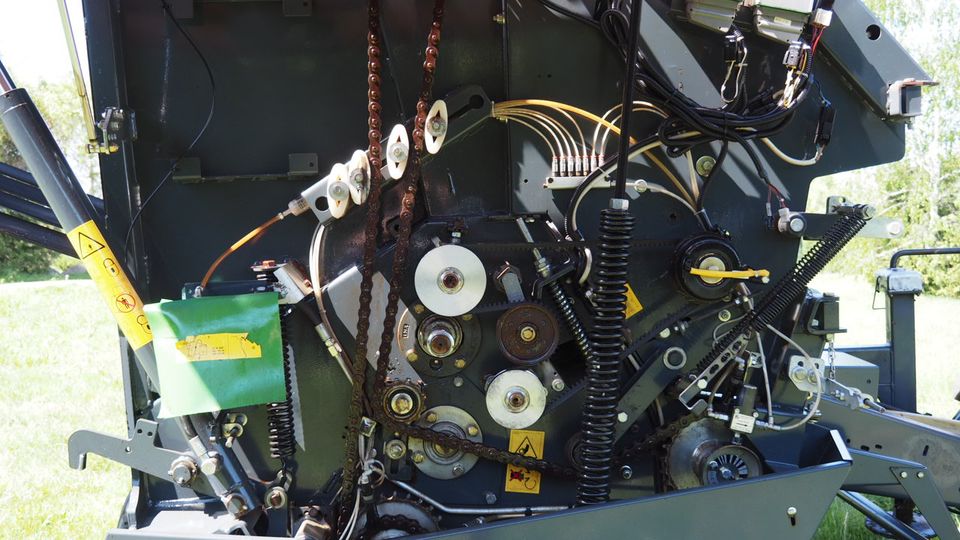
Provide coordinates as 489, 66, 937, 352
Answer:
612, 0, 642, 199
123, 0, 216, 265
536, 0, 600, 29
199, 210, 289, 289
756, 333, 775, 425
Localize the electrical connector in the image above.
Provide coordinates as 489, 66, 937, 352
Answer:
811, 8, 833, 28
724, 27, 745, 63
815, 101, 836, 147
783, 40, 804, 68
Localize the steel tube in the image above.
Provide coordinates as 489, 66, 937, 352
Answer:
891, 248, 960, 269
838, 491, 926, 540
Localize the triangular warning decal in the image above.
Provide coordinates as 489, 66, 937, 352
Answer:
76, 231, 106, 259
512, 435, 539, 459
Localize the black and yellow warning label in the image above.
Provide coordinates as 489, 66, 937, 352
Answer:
67, 220, 152, 350
625, 283, 643, 319
504, 429, 545, 495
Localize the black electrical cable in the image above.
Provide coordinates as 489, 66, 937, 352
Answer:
122, 0, 216, 264
611, 0, 642, 199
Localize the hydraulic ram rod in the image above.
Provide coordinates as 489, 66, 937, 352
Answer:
0, 62, 260, 515
0, 73, 159, 384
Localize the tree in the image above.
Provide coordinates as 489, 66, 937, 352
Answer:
811, 0, 960, 296
0, 80, 100, 278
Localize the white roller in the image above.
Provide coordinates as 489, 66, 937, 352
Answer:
424, 100, 448, 155
386, 124, 410, 180
485, 370, 547, 429
326, 163, 351, 219
347, 149, 370, 205
414, 244, 486, 317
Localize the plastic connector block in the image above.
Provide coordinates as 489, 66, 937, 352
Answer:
812, 8, 833, 27
754, 0, 813, 13
816, 102, 836, 147
783, 40, 803, 68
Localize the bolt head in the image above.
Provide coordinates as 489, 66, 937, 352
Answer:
266, 487, 287, 509
917, 471, 925, 478
425, 411, 439, 424
390, 392, 415, 416
454, 358, 466, 369
617, 412, 629, 423
717, 309, 732, 322
412, 451, 425, 464
414, 304, 425, 314
467, 425, 480, 437
462, 313, 474, 321
406, 349, 419, 362
551, 378, 566, 392
519, 325, 537, 343
786, 506, 798, 517
169, 460, 196, 487
900, 471, 909, 479
453, 376, 464, 387
620, 465, 633, 480
385, 439, 407, 460
659, 328, 672, 339
484, 491, 498, 504
224, 494, 247, 515
452, 463, 465, 477
199, 455, 221, 476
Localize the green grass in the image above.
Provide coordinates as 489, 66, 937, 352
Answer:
0, 281, 128, 539
0, 275, 957, 539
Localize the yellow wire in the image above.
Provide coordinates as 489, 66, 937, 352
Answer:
494, 99, 693, 205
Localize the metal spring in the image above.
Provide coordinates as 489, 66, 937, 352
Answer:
546, 279, 592, 362
267, 306, 296, 460
578, 207, 634, 505
694, 209, 869, 372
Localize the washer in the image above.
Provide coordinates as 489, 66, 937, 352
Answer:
414, 245, 487, 317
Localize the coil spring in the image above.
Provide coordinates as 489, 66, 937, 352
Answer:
546, 280, 592, 361
578, 207, 634, 505
267, 306, 297, 460
695, 210, 869, 372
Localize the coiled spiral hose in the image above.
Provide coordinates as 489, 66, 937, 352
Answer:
578, 207, 634, 504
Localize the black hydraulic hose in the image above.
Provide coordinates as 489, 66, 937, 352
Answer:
0, 162, 105, 214
612, 0, 642, 199
0, 212, 72, 256
0, 190, 59, 228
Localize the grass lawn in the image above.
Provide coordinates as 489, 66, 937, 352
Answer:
0, 274, 957, 539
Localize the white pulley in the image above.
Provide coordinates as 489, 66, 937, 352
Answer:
414, 244, 486, 317
347, 150, 370, 205
424, 100, 448, 155
386, 124, 409, 180
326, 163, 351, 219
485, 370, 547, 429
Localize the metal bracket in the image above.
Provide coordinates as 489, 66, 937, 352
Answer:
68, 419, 212, 495
173, 153, 319, 184
890, 466, 960, 540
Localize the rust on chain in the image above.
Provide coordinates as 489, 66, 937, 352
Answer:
344, 0, 596, 498
341, 0, 385, 508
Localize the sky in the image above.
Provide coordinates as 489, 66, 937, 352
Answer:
0, 0, 88, 86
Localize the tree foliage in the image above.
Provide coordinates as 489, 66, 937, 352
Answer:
0, 80, 99, 279
810, 0, 960, 296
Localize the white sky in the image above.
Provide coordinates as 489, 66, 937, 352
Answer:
0, 0, 87, 87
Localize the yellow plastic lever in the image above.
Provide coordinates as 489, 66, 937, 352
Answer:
689, 268, 771, 280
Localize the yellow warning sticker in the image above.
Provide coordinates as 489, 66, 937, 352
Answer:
625, 283, 644, 319
175, 333, 262, 362
67, 220, 152, 350
504, 429, 545, 495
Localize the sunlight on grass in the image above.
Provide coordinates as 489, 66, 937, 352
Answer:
0, 281, 128, 539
